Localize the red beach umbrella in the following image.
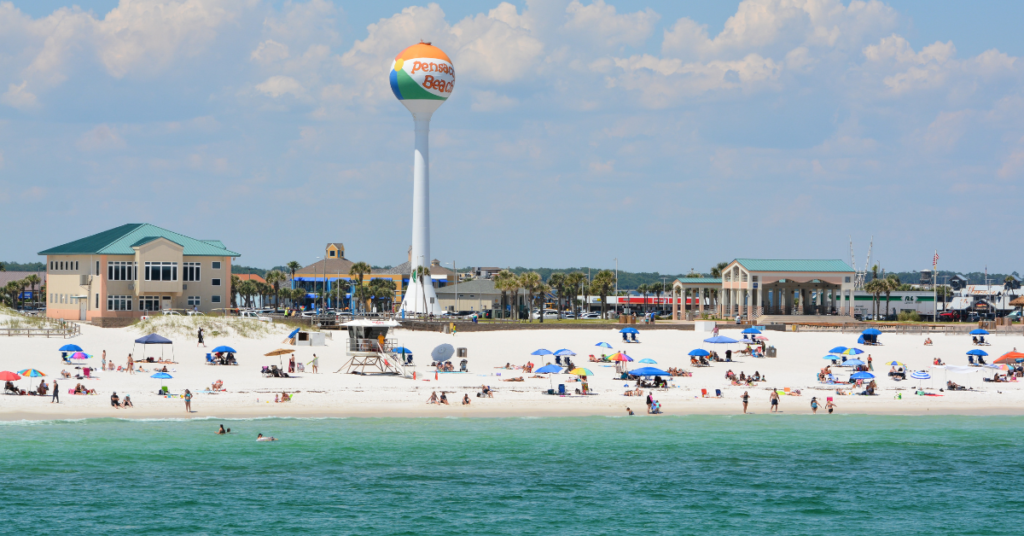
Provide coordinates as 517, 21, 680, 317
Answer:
0, 371, 22, 381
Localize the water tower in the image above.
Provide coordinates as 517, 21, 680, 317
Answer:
391, 42, 454, 316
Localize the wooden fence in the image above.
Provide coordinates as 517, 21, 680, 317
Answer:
0, 321, 80, 338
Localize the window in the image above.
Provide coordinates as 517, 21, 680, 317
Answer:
108, 261, 136, 281
107, 295, 132, 311
329, 251, 336, 257
96, 261, 100, 275
139, 297, 160, 311
95, 294, 99, 309
211, 278, 221, 286
49, 262, 53, 270
187, 296, 201, 307
845, 276, 851, 283
211, 295, 221, 303
75, 261, 79, 271
145, 262, 177, 281
183, 262, 201, 282
212, 261, 221, 269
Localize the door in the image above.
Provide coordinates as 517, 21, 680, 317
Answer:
79, 299, 87, 321
162, 297, 172, 311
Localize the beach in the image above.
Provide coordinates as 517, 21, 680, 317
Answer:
3, 315, 1024, 421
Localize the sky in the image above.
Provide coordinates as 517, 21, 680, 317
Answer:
1, 0, 1022, 275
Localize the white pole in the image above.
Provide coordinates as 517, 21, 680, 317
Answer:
401, 112, 441, 315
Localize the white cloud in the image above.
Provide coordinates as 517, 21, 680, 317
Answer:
256, 76, 304, 98
997, 147, 1024, 179
607, 53, 781, 107
863, 35, 1018, 95
251, 40, 290, 63
451, 3, 544, 84
76, 124, 126, 151
563, 0, 659, 48
1, 81, 38, 109
470, 90, 518, 111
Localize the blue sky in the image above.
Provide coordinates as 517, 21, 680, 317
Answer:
1, 0, 1022, 275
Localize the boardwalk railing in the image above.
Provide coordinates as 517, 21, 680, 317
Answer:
0, 321, 80, 338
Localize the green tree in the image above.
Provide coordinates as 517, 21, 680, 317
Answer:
637, 284, 649, 314
592, 270, 616, 319
565, 272, 586, 319
287, 261, 301, 282
349, 262, 372, 313
493, 269, 514, 320
710, 262, 729, 278
883, 274, 901, 319
649, 282, 664, 315
230, 275, 241, 307
547, 272, 566, 320
370, 279, 397, 313
265, 270, 286, 309
864, 279, 884, 319
519, 272, 541, 323
24, 274, 41, 305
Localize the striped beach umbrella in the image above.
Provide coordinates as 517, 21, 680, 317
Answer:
842, 348, 864, 355
18, 369, 45, 377
569, 368, 594, 377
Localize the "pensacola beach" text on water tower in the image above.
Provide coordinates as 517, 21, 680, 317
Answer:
391, 42, 455, 316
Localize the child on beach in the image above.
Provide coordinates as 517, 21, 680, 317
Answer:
826, 400, 837, 414
810, 397, 819, 414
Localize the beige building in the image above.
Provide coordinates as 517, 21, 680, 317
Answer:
39, 223, 240, 323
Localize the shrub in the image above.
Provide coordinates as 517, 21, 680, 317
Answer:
897, 311, 921, 322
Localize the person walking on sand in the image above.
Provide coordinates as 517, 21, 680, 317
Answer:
51, 380, 59, 404
311, 354, 319, 374
184, 389, 193, 413
741, 391, 749, 414
127, 354, 134, 374
810, 397, 819, 414
826, 400, 837, 414
868, 355, 873, 371
101, 351, 106, 372
770, 389, 780, 413
197, 327, 205, 347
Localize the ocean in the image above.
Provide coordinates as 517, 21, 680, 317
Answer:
2, 415, 1022, 535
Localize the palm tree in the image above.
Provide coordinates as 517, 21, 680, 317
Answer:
637, 284, 649, 315
370, 279, 397, 313
649, 282, 664, 316
883, 274, 900, 319
592, 270, 616, 319
265, 270, 286, 310
518, 272, 540, 322
710, 262, 729, 278
287, 261, 301, 282
493, 269, 514, 320
581, 277, 591, 314
230, 275, 241, 307
350, 261, 372, 313
547, 273, 566, 320
24, 274, 41, 305
565, 272, 586, 319
870, 264, 879, 282
864, 279, 884, 320
505, 272, 523, 321
417, 265, 431, 316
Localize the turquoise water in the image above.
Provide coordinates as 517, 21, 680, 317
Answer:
2, 416, 1023, 535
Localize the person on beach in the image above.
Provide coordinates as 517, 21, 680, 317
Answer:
184, 389, 193, 413
51, 380, 58, 404
645, 392, 653, 412
217, 425, 230, 434
770, 389, 780, 413
101, 352, 106, 371
289, 355, 296, 374
741, 391, 749, 413
825, 400, 837, 414
111, 392, 120, 408
627, 407, 634, 415
462, 394, 471, 405
427, 391, 439, 404
867, 356, 873, 371
256, 433, 277, 442
127, 354, 134, 374
122, 394, 133, 408
197, 327, 205, 347
439, 393, 450, 405
810, 397, 819, 414
311, 354, 319, 374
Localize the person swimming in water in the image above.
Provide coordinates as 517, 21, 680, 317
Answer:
217, 424, 231, 434
256, 433, 276, 442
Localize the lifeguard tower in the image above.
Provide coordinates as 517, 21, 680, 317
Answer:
338, 319, 413, 377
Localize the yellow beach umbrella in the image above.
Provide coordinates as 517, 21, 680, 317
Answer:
569, 368, 594, 377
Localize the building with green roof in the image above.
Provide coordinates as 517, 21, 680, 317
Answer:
39, 224, 239, 324
671, 258, 856, 321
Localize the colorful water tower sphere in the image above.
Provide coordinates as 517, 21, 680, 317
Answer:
392, 42, 455, 315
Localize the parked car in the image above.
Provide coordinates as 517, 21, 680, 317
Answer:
162, 310, 182, 316
579, 312, 601, 320
187, 311, 205, 317
240, 311, 272, 322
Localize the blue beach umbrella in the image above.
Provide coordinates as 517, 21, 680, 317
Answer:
850, 372, 875, 380
595, 342, 613, 349
741, 328, 762, 335
862, 328, 882, 336
554, 349, 576, 357
966, 349, 988, 356
629, 367, 670, 377
530, 349, 553, 356
689, 349, 710, 357
150, 372, 173, 379
828, 346, 848, 354
842, 348, 864, 355
534, 364, 562, 374
704, 336, 739, 344
910, 371, 931, 380
823, 355, 841, 360
842, 359, 866, 367
970, 329, 989, 335
620, 327, 639, 335
639, 358, 657, 364
393, 347, 413, 355
211, 346, 237, 354
59, 344, 83, 352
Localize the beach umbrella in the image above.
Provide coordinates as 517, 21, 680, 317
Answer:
264, 349, 293, 357
211, 346, 237, 354
970, 329, 989, 335
431, 344, 456, 363
704, 336, 739, 344
755, 335, 769, 341
620, 327, 639, 335
150, 372, 173, 379
629, 366, 670, 377
741, 328, 762, 334
608, 353, 628, 362
910, 371, 931, 380
862, 328, 882, 336
857, 335, 866, 344
554, 349, 576, 357
688, 349, 710, 357
966, 349, 989, 357
595, 342, 613, 349
828, 346, 848, 354
639, 358, 658, 364
0, 371, 22, 381
530, 349, 552, 356
887, 361, 906, 367
842, 348, 864, 355
842, 359, 866, 367
59, 344, 83, 352
994, 352, 1024, 364
569, 368, 594, 377
850, 372, 875, 380
535, 364, 562, 374
823, 355, 840, 360
983, 364, 1009, 371
393, 347, 413, 355
70, 352, 89, 360
18, 369, 45, 377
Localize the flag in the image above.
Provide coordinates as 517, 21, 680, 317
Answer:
933, 251, 939, 269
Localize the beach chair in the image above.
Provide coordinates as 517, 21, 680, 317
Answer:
714, 389, 723, 398
783, 387, 792, 396
701, 388, 708, 398
83, 368, 91, 379
631, 333, 638, 343
206, 354, 215, 365
622, 333, 628, 342
558, 384, 566, 396
968, 356, 975, 365
160, 386, 169, 395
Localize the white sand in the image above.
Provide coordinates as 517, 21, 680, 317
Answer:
3, 317, 1024, 420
